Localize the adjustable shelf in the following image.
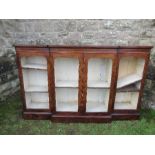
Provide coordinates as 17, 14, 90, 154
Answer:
15, 45, 152, 122
117, 82, 141, 92
21, 56, 47, 70
55, 80, 78, 88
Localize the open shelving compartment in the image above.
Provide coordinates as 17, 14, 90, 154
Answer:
54, 57, 79, 112
21, 56, 49, 110
114, 56, 145, 110
86, 58, 112, 112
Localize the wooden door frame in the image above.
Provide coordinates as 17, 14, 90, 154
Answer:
83, 49, 117, 115
15, 47, 50, 113
113, 49, 150, 113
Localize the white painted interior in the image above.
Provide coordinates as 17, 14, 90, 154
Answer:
88, 58, 112, 88
55, 88, 78, 112
25, 92, 49, 109
114, 92, 139, 109
21, 56, 47, 70
86, 88, 109, 112
117, 57, 145, 88
22, 69, 48, 92
54, 58, 79, 87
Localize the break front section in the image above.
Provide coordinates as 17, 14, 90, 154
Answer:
84, 49, 117, 114
16, 47, 51, 119
113, 48, 150, 115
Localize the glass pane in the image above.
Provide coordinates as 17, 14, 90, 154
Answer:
54, 58, 79, 87
87, 58, 112, 88
86, 88, 109, 112
56, 88, 78, 112
25, 92, 49, 109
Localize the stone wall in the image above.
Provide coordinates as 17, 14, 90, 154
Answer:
0, 19, 155, 108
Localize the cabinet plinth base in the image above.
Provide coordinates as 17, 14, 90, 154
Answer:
112, 112, 140, 120
23, 111, 51, 120
51, 114, 112, 123
23, 111, 140, 122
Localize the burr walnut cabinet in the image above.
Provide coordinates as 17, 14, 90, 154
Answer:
15, 45, 152, 123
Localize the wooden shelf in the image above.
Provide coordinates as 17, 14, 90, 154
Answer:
117, 83, 140, 92
21, 56, 47, 70
117, 74, 142, 88
55, 80, 78, 87
24, 86, 48, 92
22, 64, 47, 70
88, 81, 110, 88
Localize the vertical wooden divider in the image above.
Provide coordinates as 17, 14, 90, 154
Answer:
48, 48, 56, 114
109, 49, 119, 112
78, 53, 87, 114
137, 51, 150, 111
16, 53, 27, 111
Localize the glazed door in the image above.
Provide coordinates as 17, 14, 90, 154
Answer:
114, 49, 150, 112
16, 47, 51, 112
83, 49, 117, 114
50, 48, 83, 113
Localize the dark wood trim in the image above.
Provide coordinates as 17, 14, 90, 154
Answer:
16, 53, 26, 111
49, 51, 56, 113
51, 114, 112, 123
78, 53, 86, 113
112, 112, 140, 120
137, 52, 150, 111
23, 111, 51, 120
15, 45, 153, 49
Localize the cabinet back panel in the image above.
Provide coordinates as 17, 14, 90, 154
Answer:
114, 92, 139, 109
55, 88, 78, 112
25, 92, 49, 109
118, 57, 145, 78
88, 58, 112, 83
23, 69, 48, 88
86, 89, 109, 112
54, 58, 79, 82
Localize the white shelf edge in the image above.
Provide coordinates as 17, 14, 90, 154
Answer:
55, 80, 78, 88
22, 64, 47, 70
88, 81, 110, 88
117, 74, 142, 89
24, 86, 48, 92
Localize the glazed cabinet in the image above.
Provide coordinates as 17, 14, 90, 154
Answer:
15, 46, 152, 122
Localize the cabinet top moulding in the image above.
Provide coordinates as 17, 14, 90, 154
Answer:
14, 45, 153, 50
